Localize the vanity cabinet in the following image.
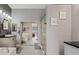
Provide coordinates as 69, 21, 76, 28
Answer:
0, 37, 16, 47
0, 36, 16, 55
0, 47, 16, 55
64, 42, 79, 55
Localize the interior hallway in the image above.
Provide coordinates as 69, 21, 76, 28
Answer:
19, 39, 44, 55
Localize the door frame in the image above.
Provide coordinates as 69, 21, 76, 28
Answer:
20, 22, 39, 43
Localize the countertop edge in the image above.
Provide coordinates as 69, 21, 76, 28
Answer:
64, 42, 79, 48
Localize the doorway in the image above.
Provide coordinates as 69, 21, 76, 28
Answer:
20, 22, 44, 55
21, 22, 39, 45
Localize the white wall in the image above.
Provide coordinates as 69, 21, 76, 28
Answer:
71, 5, 79, 41
46, 5, 71, 55
12, 9, 45, 22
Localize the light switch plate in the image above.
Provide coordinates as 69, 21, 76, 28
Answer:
51, 17, 58, 25
60, 11, 66, 19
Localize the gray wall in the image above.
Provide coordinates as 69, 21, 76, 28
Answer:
46, 5, 71, 55
71, 5, 79, 41
0, 4, 11, 16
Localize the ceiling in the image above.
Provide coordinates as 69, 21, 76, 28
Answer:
8, 4, 47, 9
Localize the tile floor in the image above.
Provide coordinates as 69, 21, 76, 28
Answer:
19, 39, 44, 55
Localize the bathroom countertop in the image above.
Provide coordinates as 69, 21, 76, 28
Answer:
0, 34, 16, 38
64, 42, 79, 48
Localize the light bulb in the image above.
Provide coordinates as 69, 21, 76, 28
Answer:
10, 17, 12, 19
6, 14, 8, 17
0, 10, 2, 14
3, 12, 6, 16
8, 16, 10, 18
